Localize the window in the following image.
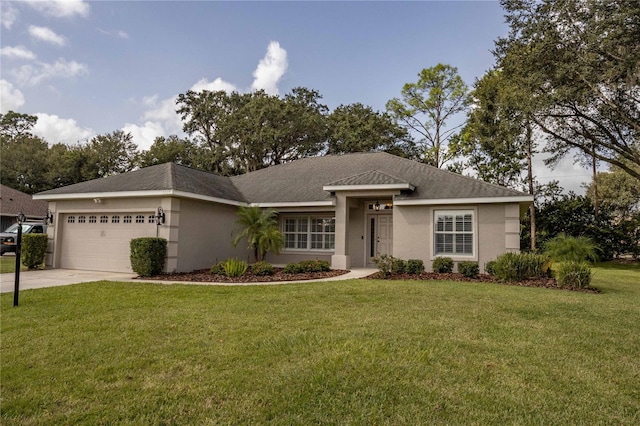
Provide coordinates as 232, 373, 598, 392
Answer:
78, 215, 86, 223
67, 216, 75, 224
283, 216, 335, 251
148, 215, 155, 224
135, 215, 145, 223
434, 210, 474, 256
123, 215, 132, 224
112, 215, 120, 224
89, 215, 97, 223
100, 215, 109, 223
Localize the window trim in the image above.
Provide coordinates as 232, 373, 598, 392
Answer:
281, 215, 336, 252
433, 209, 476, 258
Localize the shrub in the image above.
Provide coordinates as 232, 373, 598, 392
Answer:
458, 261, 479, 278
391, 258, 407, 274
222, 258, 248, 277
406, 259, 425, 275
21, 234, 48, 270
432, 257, 454, 273
284, 262, 303, 274
210, 262, 225, 275
251, 260, 274, 276
299, 259, 322, 273
316, 260, 331, 272
373, 254, 395, 276
130, 238, 167, 277
492, 252, 550, 282
556, 261, 593, 288
485, 260, 497, 276
544, 233, 600, 263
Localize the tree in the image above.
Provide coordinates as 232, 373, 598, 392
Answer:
585, 160, 640, 219
0, 111, 38, 139
0, 133, 50, 194
496, 0, 640, 180
139, 135, 199, 168
326, 103, 411, 156
231, 206, 284, 262
386, 64, 470, 167
83, 130, 139, 179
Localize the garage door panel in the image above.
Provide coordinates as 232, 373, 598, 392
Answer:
59, 213, 155, 273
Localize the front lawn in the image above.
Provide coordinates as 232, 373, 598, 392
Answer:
2, 263, 639, 424
0, 256, 27, 274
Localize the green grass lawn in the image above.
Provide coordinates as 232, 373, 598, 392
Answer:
0, 256, 28, 274
2, 263, 639, 425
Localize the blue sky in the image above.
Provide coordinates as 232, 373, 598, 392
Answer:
0, 0, 592, 191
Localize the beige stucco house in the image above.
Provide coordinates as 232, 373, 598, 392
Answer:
34, 152, 532, 273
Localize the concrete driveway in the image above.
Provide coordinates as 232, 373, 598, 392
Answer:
0, 269, 135, 293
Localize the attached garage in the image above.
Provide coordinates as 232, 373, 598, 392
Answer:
58, 212, 156, 272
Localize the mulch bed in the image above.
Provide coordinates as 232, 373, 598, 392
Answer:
362, 271, 601, 293
137, 268, 349, 283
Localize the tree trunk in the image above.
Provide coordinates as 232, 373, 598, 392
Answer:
592, 145, 599, 218
526, 121, 536, 251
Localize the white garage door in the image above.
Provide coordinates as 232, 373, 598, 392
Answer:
59, 213, 157, 272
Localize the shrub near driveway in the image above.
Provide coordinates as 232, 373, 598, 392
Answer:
1, 263, 638, 424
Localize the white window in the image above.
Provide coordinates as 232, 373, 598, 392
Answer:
148, 215, 155, 224
434, 210, 474, 256
88, 215, 97, 223
112, 215, 120, 224
135, 215, 145, 223
283, 216, 335, 251
78, 215, 86, 223
67, 216, 75, 224
100, 215, 108, 223
123, 215, 132, 224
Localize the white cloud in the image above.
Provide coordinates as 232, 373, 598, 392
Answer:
27, 0, 90, 18
0, 79, 26, 113
11, 58, 88, 86
251, 41, 288, 95
141, 95, 182, 133
1, 45, 37, 60
532, 152, 592, 195
123, 121, 166, 151
29, 25, 66, 46
32, 113, 94, 144
97, 28, 129, 39
1, 2, 19, 29
190, 77, 237, 93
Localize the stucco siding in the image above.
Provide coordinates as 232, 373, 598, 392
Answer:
393, 205, 431, 266
176, 199, 249, 272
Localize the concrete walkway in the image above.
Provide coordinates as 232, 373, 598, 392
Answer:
0, 268, 378, 293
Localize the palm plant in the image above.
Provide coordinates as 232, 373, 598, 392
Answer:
232, 206, 284, 262
544, 233, 600, 263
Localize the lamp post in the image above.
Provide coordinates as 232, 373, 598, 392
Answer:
14, 211, 26, 307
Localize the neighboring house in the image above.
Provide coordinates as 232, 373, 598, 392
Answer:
0, 184, 47, 231
34, 152, 532, 273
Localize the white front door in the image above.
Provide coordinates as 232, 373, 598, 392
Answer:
367, 214, 393, 265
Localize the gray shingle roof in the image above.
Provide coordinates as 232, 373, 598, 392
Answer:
36, 153, 529, 204
0, 185, 48, 217
36, 163, 246, 203
231, 152, 527, 203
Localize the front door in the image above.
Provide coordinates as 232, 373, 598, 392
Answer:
367, 214, 393, 266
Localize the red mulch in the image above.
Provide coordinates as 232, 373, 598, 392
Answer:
362, 271, 601, 293
137, 268, 349, 283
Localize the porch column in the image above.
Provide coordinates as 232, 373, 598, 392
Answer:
331, 193, 351, 269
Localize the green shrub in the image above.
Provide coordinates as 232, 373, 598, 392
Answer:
406, 259, 425, 275
555, 261, 593, 288
251, 260, 274, 276
432, 257, 454, 273
299, 259, 322, 273
222, 258, 247, 278
210, 262, 225, 275
544, 233, 600, 263
391, 258, 407, 274
130, 238, 167, 277
485, 260, 497, 276
316, 260, 331, 272
373, 254, 395, 276
21, 234, 48, 270
283, 262, 303, 274
493, 252, 550, 282
458, 261, 479, 278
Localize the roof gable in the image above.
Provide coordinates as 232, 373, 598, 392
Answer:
0, 185, 48, 217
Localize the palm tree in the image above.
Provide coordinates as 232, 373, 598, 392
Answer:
232, 206, 284, 262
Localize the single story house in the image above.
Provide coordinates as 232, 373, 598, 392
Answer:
34, 152, 532, 273
0, 184, 48, 231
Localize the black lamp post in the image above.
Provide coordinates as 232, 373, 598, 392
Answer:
14, 211, 26, 307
